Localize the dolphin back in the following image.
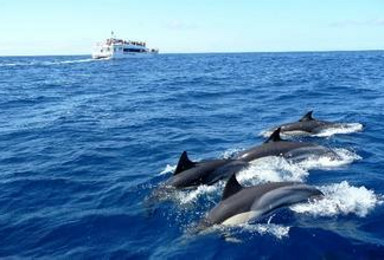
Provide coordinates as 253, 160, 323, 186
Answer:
278, 111, 336, 134
250, 184, 323, 217
167, 159, 247, 188
284, 145, 339, 162
203, 160, 249, 185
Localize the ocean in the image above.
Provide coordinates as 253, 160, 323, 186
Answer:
0, 52, 384, 259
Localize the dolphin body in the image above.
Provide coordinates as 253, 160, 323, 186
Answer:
273, 111, 340, 135
165, 151, 249, 189
236, 127, 337, 163
200, 174, 323, 228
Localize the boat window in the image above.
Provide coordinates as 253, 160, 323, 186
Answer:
123, 48, 142, 53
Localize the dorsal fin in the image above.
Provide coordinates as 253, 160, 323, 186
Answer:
299, 111, 314, 122
222, 174, 243, 200
264, 127, 283, 143
174, 151, 196, 175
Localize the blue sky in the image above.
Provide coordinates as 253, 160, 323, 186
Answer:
0, 0, 383, 55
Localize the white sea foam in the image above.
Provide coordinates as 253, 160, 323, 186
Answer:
210, 222, 290, 240
239, 223, 290, 239
221, 148, 243, 159
0, 63, 18, 67
57, 58, 95, 64
260, 129, 307, 138
237, 156, 308, 183
295, 148, 362, 170
174, 184, 221, 205
238, 148, 360, 184
42, 58, 95, 66
0, 59, 95, 67
314, 123, 364, 137
260, 123, 363, 138
159, 164, 176, 175
291, 181, 382, 217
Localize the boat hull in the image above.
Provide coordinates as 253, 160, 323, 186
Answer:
92, 52, 157, 59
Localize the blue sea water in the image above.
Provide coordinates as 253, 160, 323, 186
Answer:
0, 52, 384, 259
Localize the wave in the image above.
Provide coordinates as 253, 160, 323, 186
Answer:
0, 63, 19, 67
0, 58, 95, 67
159, 164, 176, 175
238, 157, 308, 183
158, 148, 361, 204
221, 148, 243, 159
198, 180, 381, 240
174, 184, 220, 205
159, 153, 377, 241
260, 123, 363, 138
294, 148, 362, 170
156, 163, 221, 205
291, 181, 382, 217
41, 58, 95, 66
208, 221, 290, 240
313, 123, 364, 137
238, 148, 360, 184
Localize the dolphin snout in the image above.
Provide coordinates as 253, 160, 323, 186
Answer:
308, 190, 325, 202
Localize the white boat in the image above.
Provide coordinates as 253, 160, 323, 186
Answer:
92, 32, 159, 59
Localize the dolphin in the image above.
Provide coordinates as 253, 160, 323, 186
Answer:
272, 111, 342, 136
165, 151, 249, 189
199, 174, 323, 228
236, 127, 338, 163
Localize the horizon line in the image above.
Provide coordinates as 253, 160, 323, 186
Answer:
0, 49, 383, 57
